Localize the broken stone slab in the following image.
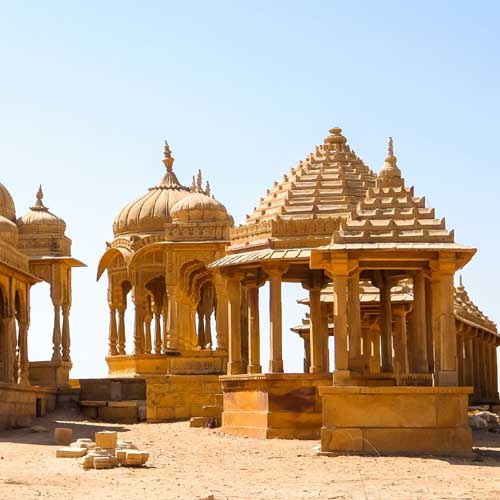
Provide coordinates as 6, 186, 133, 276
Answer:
56, 446, 87, 458
122, 449, 149, 466
54, 427, 73, 445
93, 456, 116, 469
95, 430, 117, 449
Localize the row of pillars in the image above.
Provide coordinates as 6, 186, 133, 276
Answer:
1, 315, 29, 385
51, 300, 71, 362
458, 333, 499, 402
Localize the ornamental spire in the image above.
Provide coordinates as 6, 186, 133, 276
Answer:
377, 136, 403, 188
205, 180, 211, 196
162, 140, 174, 173
197, 169, 203, 191
31, 185, 49, 212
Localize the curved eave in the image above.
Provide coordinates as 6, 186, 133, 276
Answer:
97, 247, 133, 281
208, 248, 312, 269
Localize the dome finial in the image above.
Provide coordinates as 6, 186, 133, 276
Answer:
162, 140, 175, 173
459, 274, 464, 288
205, 180, 211, 196
191, 175, 196, 192
388, 136, 394, 157
377, 136, 403, 188
31, 185, 48, 212
197, 169, 203, 192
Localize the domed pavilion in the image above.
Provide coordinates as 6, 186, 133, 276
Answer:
97, 142, 233, 382
0, 182, 84, 429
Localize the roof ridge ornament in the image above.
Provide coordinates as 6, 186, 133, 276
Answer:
30, 185, 49, 212
162, 140, 174, 173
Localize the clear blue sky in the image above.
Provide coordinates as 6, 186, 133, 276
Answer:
0, 1, 498, 379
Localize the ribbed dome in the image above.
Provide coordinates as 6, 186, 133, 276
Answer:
17, 186, 66, 235
113, 142, 190, 235
0, 215, 18, 246
0, 182, 16, 221
171, 192, 231, 223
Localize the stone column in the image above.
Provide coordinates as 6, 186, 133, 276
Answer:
197, 311, 205, 348
108, 307, 118, 356
457, 333, 464, 386
393, 307, 409, 375
215, 275, 228, 351
480, 338, 489, 401
268, 268, 285, 373
464, 334, 474, 388
332, 274, 349, 382
240, 287, 249, 370
347, 271, 362, 371
247, 282, 261, 374
161, 301, 168, 352
492, 340, 499, 401
51, 299, 62, 361
227, 273, 243, 374
412, 271, 429, 373
133, 297, 145, 355
430, 273, 441, 381
425, 279, 434, 373
61, 303, 71, 362
309, 286, 324, 373
153, 301, 162, 354
472, 335, 481, 400
165, 289, 178, 351
438, 267, 458, 386
321, 305, 330, 371
144, 300, 152, 354
117, 306, 126, 354
378, 276, 393, 373
17, 319, 29, 385
303, 334, 311, 373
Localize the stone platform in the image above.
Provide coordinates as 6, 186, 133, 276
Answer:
319, 385, 473, 456
106, 351, 227, 377
221, 373, 332, 439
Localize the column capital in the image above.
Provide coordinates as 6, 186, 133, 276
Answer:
262, 264, 288, 278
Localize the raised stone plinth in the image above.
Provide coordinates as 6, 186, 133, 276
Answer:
29, 360, 72, 387
221, 373, 331, 439
106, 351, 227, 378
319, 385, 473, 456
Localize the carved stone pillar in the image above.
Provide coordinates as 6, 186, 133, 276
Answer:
464, 334, 474, 388
347, 271, 362, 371
309, 286, 323, 373
246, 282, 261, 374
153, 300, 162, 354
303, 334, 311, 373
412, 271, 429, 374
438, 268, 458, 386
165, 289, 178, 351
378, 275, 393, 373
117, 306, 126, 354
321, 305, 330, 371
491, 339, 499, 401
457, 333, 464, 386
393, 306, 409, 375
17, 319, 29, 385
472, 335, 481, 400
108, 307, 118, 356
332, 274, 349, 379
227, 274, 243, 374
61, 303, 71, 362
133, 297, 145, 355
268, 268, 285, 373
215, 276, 228, 351
51, 300, 62, 361
144, 299, 152, 354
197, 311, 205, 348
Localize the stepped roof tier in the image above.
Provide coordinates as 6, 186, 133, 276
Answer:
229, 127, 376, 253
312, 137, 476, 271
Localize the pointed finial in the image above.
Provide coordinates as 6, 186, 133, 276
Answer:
162, 140, 175, 173
205, 180, 211, 196
31, 185, 48, 211
459, 275, 464, 288
197, 169, 203, 191
191, 175, 196, 192
377, 135, 402, 187
387, 136, 394, 157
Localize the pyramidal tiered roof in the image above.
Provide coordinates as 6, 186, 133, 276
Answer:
332, 138, 456, 246
246, 127, 375, 224
455, 276, 497, 335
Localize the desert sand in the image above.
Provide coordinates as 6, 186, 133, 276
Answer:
0, 409, 499, 500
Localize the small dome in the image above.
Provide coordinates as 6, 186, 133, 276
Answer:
113, 142, 190, 235
17, 186, 66, 235
171, 171, 232, 224
0, 182, 16, 221
0, 215, 19, 246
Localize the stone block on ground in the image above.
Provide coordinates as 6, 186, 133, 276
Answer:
95, 430, 117, 449
30, 425, 48, 433
54, 427, 73, 445
56, 446, 87, 458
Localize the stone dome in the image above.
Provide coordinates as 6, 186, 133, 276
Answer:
171, 171, 232, 224
113, 142, 190, 235
0, 182, 16, 221
17, 186, 66, 235
0, 215, 19, 246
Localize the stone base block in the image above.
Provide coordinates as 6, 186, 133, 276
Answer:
319, 385, 473, 456
221, 373, 331, 440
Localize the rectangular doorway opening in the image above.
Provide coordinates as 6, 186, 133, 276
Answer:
35, 398, 42, 417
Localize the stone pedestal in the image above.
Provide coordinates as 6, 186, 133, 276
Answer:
319, 386, 473, 456
106, 350, 227, 377
29, 360, 72, 387
221, 373, 331, 439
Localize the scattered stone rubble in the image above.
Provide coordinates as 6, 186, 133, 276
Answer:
55, 430, 149, 469
468, 410, 500, 431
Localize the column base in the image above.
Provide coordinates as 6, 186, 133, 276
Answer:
438, 370, 458, 386
247, 365, 262, 374
269, 360, 283, 373
227, 361, 244, 375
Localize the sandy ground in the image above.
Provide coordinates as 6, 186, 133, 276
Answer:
0, 409, 499, 500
